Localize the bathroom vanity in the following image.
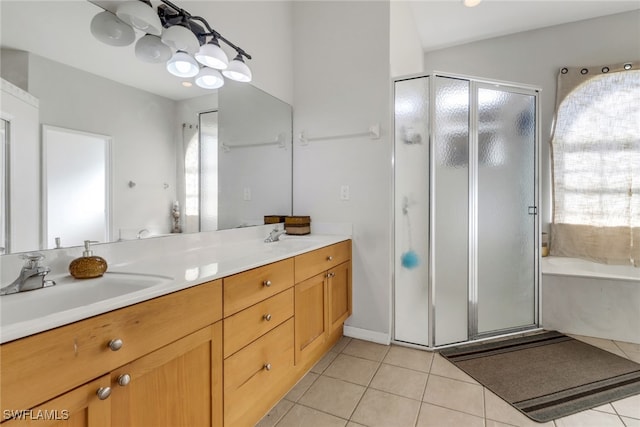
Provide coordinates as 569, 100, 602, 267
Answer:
0, 234, 352, 427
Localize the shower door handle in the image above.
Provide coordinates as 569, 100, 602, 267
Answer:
528, 206, 538, 215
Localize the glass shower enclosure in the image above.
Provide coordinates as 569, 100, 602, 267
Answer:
393, 74, 540, 347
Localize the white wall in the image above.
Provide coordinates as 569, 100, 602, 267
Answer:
27, 55, 178, 240
390, 1, 424, 78
184, 1, 294, 105
293, 1, 392, 341
423, 10, 640, 229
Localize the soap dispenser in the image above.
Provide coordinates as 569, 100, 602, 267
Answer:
69, 240, 108, 279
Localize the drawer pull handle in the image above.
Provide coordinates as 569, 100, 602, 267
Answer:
96, 387, 111, 400
108, 338, 123, 351
327, 256, 333, 261
264, 363, 272, 371
264, 314, 272, 321
263, 280, 272, 287
117, 374, 131, 387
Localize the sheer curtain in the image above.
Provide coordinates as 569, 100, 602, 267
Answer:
550, 62, 640, 266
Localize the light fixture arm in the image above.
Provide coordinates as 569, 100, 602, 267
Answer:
158, 0, 252, 60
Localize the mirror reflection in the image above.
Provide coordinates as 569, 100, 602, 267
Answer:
0, 0, 293, 255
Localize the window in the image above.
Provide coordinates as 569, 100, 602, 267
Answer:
550, 64, 640, 265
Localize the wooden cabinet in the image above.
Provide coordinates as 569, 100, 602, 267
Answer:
222, 259, 296, 427
0, 280, 223, 427
1, 239, 351, 427
2, 375, 112, 427
111, 323, 222, 427
294, 241, 352, 368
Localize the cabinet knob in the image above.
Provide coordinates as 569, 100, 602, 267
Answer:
263, 280, 272, 287
108, 338, 123, 351
264, 363, 272, 371
327, 256, 333, 261
263, 314, 272, 321
327, 272, 335, 278
117, 374, 131, 387
96, 387, 111, 400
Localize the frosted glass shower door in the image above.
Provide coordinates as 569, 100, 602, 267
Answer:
393, 76, 430, 346
475, 86, 537, 334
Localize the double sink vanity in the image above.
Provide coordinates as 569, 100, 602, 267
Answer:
0, 226, 352, 426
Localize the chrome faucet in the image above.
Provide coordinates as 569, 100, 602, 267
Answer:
0, 253, 56, 295
264, 226, 287, 243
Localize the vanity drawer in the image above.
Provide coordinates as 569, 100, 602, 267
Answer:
0, 279, 222, 413
223, 258, 294, 317
294, 240, 351, 282
223, 288, 294, 358
224, 319, 294, 427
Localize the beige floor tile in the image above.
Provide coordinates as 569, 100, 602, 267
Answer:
383, 345, 434, 373
621, 416, 640, 427
275, 404, 347, 427
614, 340, 640, 354
332, 336, 352, 353
612, 394, 640, 419
422, 374, 484, 417
484, 389, 554, 427
311, 351, 339, 374
570, 335, 629, 358
256, 399, 294, 427
324, 354, 380, 386
593, 403, 618, 415
485, 420, 518, 427
342, 339, 390, 362
430, 354, 478, 384
555, 409, 626, 427
621, 350, 640, 364
285, 372, 319, 402
350, 388, 420, 427
298, 376, 365, 419
345, 423, 367, 427
416, 403, 484, 427
369, 363, 428, 400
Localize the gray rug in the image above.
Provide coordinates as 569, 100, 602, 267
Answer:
440, 331, 640, 423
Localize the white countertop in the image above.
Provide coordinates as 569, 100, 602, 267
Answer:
0, 231, 350, 344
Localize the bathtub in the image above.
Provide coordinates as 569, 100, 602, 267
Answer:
542, 257, 640, 344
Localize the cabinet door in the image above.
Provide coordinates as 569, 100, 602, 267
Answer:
328, 261, 352, 335
110, 323, 222, 427
2, 375, 111, 427
294, 272, 328, 365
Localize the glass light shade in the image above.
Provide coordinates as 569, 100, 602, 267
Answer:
166, 51, 199, 78
195, 68, 225, 89
161, 25, 199, 55
222, 57, 252, 82
135, 35, 172, 63
90, 11, 135, 47
116, 1, 162, 36
463, 0, 482, 7
195, 43, 229, 70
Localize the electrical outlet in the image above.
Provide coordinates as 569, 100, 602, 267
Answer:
340, 185, 350, 201
243, 187, 251, 201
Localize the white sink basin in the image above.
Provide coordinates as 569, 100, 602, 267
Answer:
0, 271, 174, 324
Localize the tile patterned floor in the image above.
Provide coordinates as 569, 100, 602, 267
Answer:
257, 334, 640, 427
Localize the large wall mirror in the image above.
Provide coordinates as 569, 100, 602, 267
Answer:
0, 0, 293, 254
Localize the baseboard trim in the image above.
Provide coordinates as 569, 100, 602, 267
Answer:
343, 325, 390, 345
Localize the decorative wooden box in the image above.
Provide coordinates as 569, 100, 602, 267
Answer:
284, 216, 311, 235
264, 215, 286, 224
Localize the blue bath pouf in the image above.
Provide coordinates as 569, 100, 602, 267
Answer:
401, 250, 419, 269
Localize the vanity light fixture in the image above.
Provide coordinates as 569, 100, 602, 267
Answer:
135, 34, 172, 63
90, 10, 136, 47
90, 0, 253, 89
222, 54, 252, 82
116, 0, 162, 36
463, 0, 482, 7
195, 67, 225, 89
166, 51, 199, 78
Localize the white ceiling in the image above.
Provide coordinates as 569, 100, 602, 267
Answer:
409, 0, 640, 52
1, 1, 638, 100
